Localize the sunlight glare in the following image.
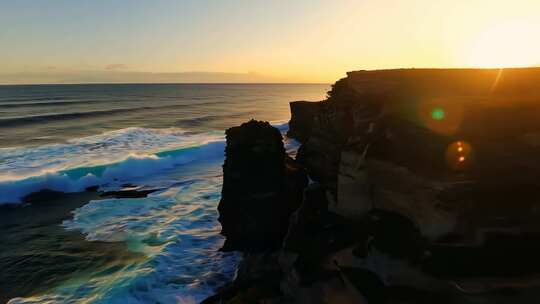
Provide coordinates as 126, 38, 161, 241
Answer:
467, 21, 540, 68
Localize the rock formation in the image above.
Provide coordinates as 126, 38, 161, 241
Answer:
290, 68, 540, 242
218, 119, 307, 251
287, 101, 321, 143
287, 68, 540, 302
209, 68, 540, 303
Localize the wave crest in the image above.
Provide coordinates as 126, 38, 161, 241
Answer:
0, 128, 225, 204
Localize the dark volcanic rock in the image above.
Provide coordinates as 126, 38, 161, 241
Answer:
218, 120, 308, 251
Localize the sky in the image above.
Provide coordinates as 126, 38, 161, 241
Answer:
1, 0, 540, 84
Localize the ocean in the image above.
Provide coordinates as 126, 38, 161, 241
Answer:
0, 84, 329, 303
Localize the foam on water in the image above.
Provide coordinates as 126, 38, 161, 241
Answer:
0, 123, 296, 204
0, 127, 224, 204
3, 123, 297, 303
0, 127, 223, 180
4, 128, 240, 303
9, 172, 240, 304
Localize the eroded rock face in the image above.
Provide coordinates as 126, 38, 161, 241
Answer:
287, 101, 321, 143
218, 120, 308, 252
209, 69, 540, 303
278, 68, 540, 304
289, 68, 540, 244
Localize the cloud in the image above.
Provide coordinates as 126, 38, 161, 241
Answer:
105, 64, 129, 71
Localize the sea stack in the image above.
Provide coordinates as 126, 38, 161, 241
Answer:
218, 120, 307, 251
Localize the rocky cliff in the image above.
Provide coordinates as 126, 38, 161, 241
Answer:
208, 68, 540, 304
291, 68, 540, 242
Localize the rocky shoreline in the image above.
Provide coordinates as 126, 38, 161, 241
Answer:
205, 68, 540, 303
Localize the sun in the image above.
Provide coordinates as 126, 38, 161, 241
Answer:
466, 21, 540, 68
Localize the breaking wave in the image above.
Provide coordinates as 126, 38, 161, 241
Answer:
2, 122, 296, 303
0, 127, 224, 204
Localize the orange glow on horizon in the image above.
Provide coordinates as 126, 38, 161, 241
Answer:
3, 1, 540, 84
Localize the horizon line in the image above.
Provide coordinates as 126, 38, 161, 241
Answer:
0, 82, 331, 87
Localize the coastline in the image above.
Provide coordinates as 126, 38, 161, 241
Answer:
206, 68, 540, 303
0, 120, 300, 303
5, 70, 540, 302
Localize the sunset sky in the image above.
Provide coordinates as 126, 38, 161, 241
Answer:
1, 0, 540, 84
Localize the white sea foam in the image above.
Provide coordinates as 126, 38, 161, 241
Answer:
6, 123, 296, 303
0, 127, 224, 204
0, 124, 294, 204
9, 172, 240, 304
0, 127, 223, 181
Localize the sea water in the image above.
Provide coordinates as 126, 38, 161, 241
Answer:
0, 84, 328, 303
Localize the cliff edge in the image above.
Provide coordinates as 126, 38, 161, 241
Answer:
208, 68, 540, 304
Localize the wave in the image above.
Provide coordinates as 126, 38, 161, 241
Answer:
0, 102, 244, 127
3, 122, 295, 303
0, 96, 228, 109
0, 127, 225, 204
0, 108, 137, 127
0, 96, 70, 103
0, 123, 293, 205
6, 155, 240, 304
176, 111, 254, 127
0, 99, 106, 108
8, 176, 241, 304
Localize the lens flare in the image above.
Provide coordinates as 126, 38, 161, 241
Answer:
419, 99, 464, 135
446, 141, 473, 171
431, 108, 446, 121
